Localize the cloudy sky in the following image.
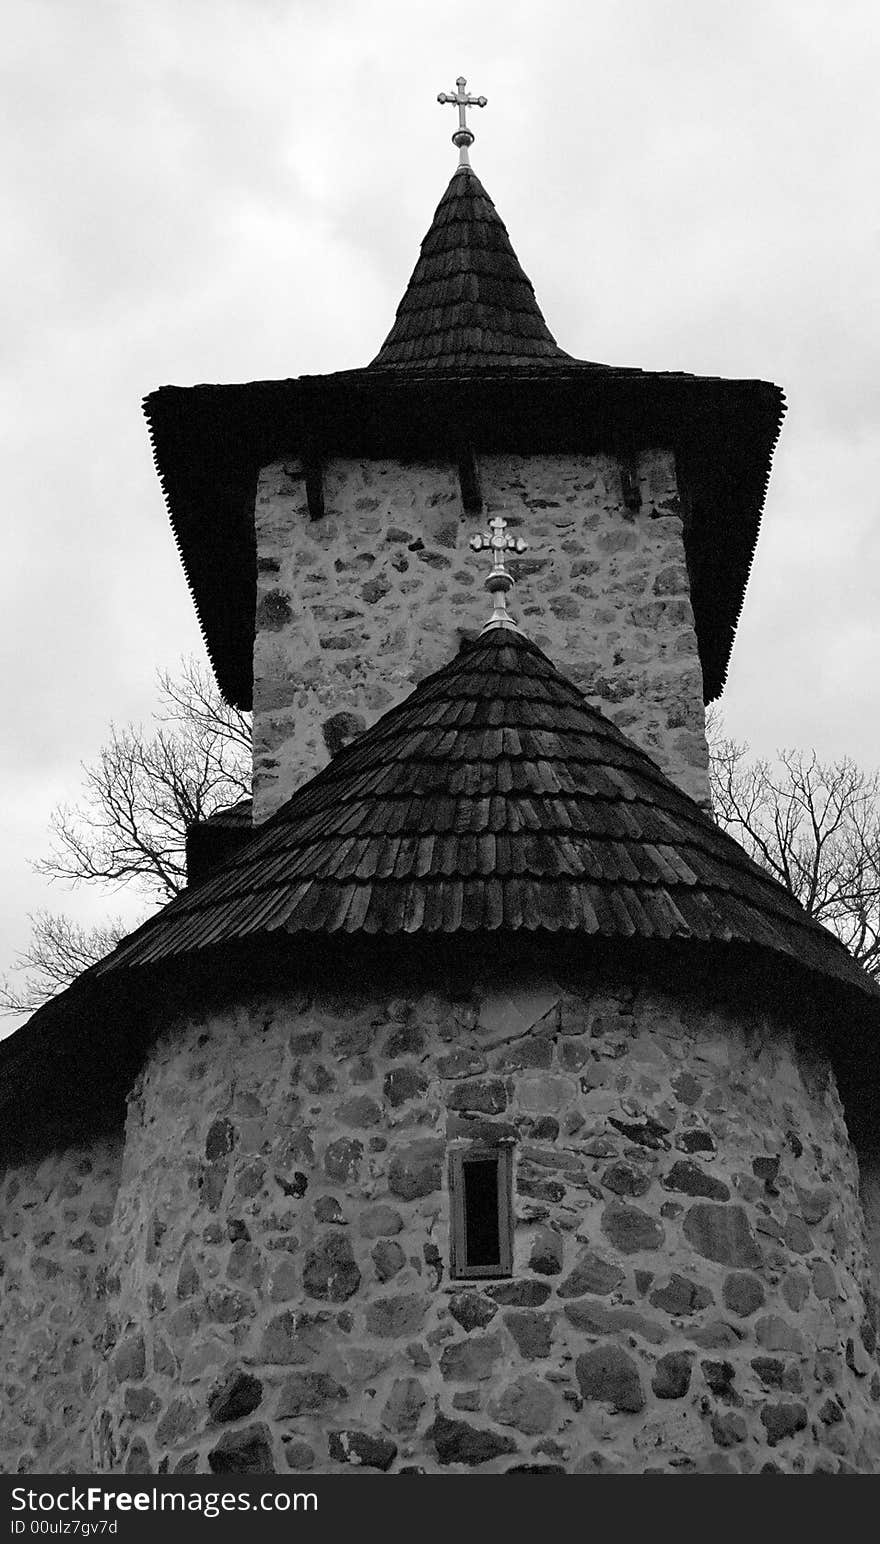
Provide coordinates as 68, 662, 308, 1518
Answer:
2, 0, 878, 1023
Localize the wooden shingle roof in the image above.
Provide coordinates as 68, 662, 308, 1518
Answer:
369, 166, 576, 369
94, 627, 877, 1003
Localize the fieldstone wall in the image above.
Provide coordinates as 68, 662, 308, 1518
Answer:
859, 1152, 880, 1289
252, 449, 708, 821
0, 1135, 123, 1472
76, 968, 880, 1476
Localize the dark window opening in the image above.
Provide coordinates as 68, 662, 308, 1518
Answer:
463, 1159, 501, 1266
450, 1143, 513, 1279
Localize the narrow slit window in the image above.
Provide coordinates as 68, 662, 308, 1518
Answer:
449, 1144, 513, 1279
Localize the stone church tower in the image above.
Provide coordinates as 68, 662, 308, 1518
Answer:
2, 85, 880, 1476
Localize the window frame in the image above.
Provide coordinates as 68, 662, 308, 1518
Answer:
448, 1140, 514, 1280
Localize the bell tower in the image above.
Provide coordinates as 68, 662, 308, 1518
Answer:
144, 80, 784, 821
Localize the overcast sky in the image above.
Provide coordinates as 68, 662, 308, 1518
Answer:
2, 0, 878, 1025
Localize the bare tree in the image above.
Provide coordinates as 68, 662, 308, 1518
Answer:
1, 659, 251, 1014
707, 711, 880, 981
35, 658, 251, 902
0, 914, 132, 1016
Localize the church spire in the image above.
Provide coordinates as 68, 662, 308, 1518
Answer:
369, 84, 572, 371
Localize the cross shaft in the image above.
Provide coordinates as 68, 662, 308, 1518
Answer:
469, 514, 527, 632
437, 76, 487, 167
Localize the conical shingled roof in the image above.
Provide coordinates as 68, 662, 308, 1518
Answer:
96, 628, 877, 1003
369, 166, 580, 370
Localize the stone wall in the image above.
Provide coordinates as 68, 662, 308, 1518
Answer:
859, 1152, 880, 1291
0, 1134, 123, 1472
252, 449, 708, 821
73, 967, 880, 1476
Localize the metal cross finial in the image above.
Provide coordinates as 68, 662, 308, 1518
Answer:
469, 514, 527, 632
437, 76, 487, 168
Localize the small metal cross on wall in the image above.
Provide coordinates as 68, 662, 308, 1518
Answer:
437, 76, 487, 168
470, 514, 527, 631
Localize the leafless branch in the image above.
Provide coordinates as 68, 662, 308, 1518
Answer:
2, 657, 252, 1013
34, 662, 251, 904
0, 912, 133, 1015
708, 716, 880, 982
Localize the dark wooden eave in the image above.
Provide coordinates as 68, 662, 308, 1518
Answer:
144, 366, 784, 710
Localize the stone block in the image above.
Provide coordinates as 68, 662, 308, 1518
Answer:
490, 1374, 557, 1434
388, 1139, 444, 1199
760, 1402, 808, 1446
258, 1311, 330, 1366
365, 1293, 426, 1338
649, 1274, 714, 1315
601, 1201, 665, 1254
682, 1203, 762, 1268
503, 1310, 555, 1360
755, 1316, 806, 1355
381, 1378, 427, 1434
429, 1413, 517, 1467
155, 1396, 198, 1447
208, 1370, 263, 1424
445, 1079, 508, 1114
722, 1272, 765, 1318
576, 1344, 644, 1413
275, 1372, 347, 1418
662, 1160, 730, 1201
652, 1352, 693, 1399
383, 1067, 430, 1107
371, 1239, 406, 1282
208, 1423, 275, 1473
302, 1234, 361, 1303
487, 1281, 551, 1308
328, 1430, 397, 1470
359, 1204, 404, 1238
528, 1226, 564, 1275
448, 1292, 499, 1332
564, 1300, 667, 1344
440, 1334, 503, 1382
112, 1334, 146, 1384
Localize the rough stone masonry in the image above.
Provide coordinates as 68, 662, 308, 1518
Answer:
3, 962, 879, 1475
252, 448, 709, 821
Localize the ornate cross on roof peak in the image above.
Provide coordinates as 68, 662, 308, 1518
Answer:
469, 513, 527, 633
437, 76, 487, 169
